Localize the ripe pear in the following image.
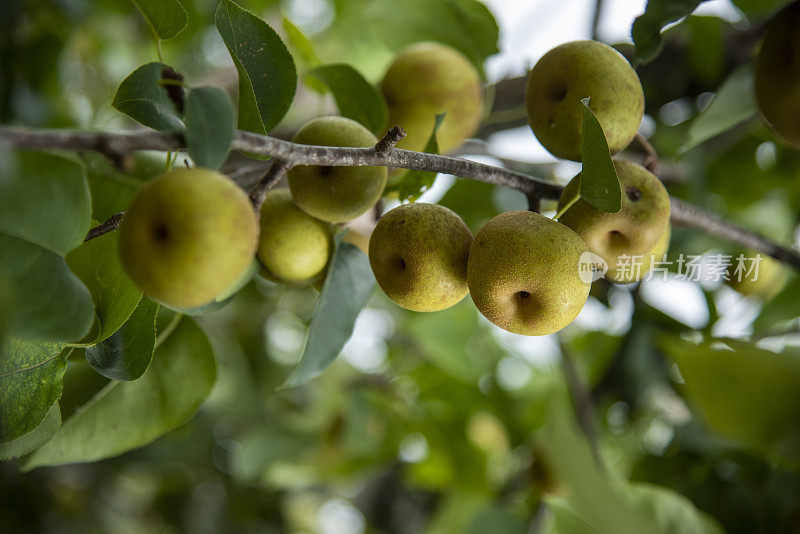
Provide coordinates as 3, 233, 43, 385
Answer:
755, 2, 800, 148
119, 168, 259, 309
467, 211, 590, 336
288, 116, 388, 223
526, 40, 644, 161
380, 42, 483, 153
257, 188, 332, 284
369, 202, 473, 312
609, 224, 671, 284
557, 160, 670, 283
729, 253, 788, 299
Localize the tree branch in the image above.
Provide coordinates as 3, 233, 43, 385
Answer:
3, 126, 799, 272
84, 212, 125, 241
249, 159, 289, 209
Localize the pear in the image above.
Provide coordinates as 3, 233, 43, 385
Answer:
467, 210, 590, 336
729, 253, 788, 299
119, 168, 259, 309
288, 116, 388, 223
257, 188, 332, 284
369, 202, 473, 312
755, 1, 800, 148
609, 225, 671, 284
557, 160, 670, 283
380, 42, 483, 153
526, 40, 644, 161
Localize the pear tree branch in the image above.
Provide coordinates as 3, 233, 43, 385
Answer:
2, 125, 799, 271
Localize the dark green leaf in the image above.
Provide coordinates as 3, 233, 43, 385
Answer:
632, 0, 707, 64
23, 318, 216, 469
307, 64, 388, 134
386, 113, 444, 202
0, 234, 94, 342
661, 336, 800, 462
284, 238, 375, 386
66, 231, 142, 343
130, 0, 187, 40
680, 65, 757, 154
111, 62, 184, 131
0, 340, 66, 442
0, 401, 60, 460
215, 0, 297, 134
579, 100, 622, 213
85, 297, 158, 381
184, 86, 235, 170
0, 151, 90, 255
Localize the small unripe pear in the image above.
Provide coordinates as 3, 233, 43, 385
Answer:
119, 168, 259, 309
526, 40, 644, 161
380, 42, 483, 154
755, 1, 800, 148
369, 203, 473, 312
557, 160, 670, 283
467, 211, 590, 336
257, 188, 332, 284
729, 253, 788, 299
288, 116, 388, 223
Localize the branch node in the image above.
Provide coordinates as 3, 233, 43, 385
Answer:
249, 159, 289, 210
374, 126, 407, 154
95, 135, 133, 170
85, 212, 125, 242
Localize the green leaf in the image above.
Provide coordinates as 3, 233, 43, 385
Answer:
0, 401, 60, 460
578, 100, 622, 213
680, 65, 757, 154
66, 231, 142, 343
386, 113, 444, 202
282, 16, 320, 67
752, 275, 800, 334
130, 0, 187, 40
215, 0, 297, 134
0, 234, 94, 342
284, 238, 375, 386
0, 151, 91, 255
632, 0, 707, 64
661, 336, 800, 462
306, 64, 388, 134
0, 340, 67, 442
85, 297, 158, 381
364, 0, 499, 75
112, 62, 184, 131
183, 86, 235, 170
23, 318, 216, 469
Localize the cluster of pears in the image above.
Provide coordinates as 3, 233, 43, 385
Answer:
118, 41, 483, 309
371, 40, 671, 337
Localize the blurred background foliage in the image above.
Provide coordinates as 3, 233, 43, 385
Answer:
3, 0, 800, 533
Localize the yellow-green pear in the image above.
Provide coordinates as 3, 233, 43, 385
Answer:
467, 211, 590, 336
369, 203, 473, 312
729, 253, 788, 299
526, 40, 644, 161
755, 2, 800, 148
288, 116, 388, 223
557, 160, 670, 283
380, 42, 483, 153
119, 168, 259, 309
610, 225, 671, 284
257, 188, 332, 284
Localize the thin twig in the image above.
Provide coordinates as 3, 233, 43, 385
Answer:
635, 133, 660, 175
249, 159, 289, 209
3, 126, 800, 272
590, 0, 605, 40
373, 125, 406, 154
84, 212, 125, 242
559, 344, 604, 470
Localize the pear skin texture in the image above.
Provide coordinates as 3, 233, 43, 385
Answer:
257, 188, 332, 284
755, 2, 800, 148
557, 160, 670, 283
118, 168, 259, 309
288, 116, 388, 223
609, 225, 670, 284
526, 40, 644, 161
467, 211, 590, 336
369, 202, 473, 312
380, 42, 483, 154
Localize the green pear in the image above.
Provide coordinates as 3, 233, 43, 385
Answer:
380, 42, 483, 154
609, 224, 671, 284
526, 40, 644, 161
755, 2, 800, 148
557, 160, 670, 283
288, 116, 388, 223
257, 188, 332, 284
729, 253, 788, 299
369, 202, 473, 312
119, 168, 259, 309
467, 210, 590, 336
